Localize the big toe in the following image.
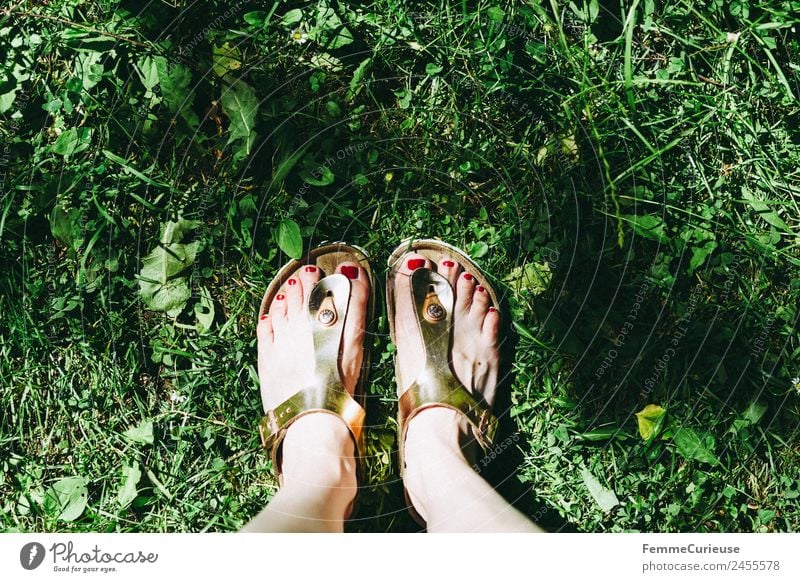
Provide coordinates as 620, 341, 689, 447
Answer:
337, 261, 370, 394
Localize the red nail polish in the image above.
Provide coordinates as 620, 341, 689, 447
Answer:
488, 307, 497, 313
463, 273, 473, 281
260, 314, 269, 320
442, 260, 455, 268
407, 258, 425, 270
305, 266, 317, 273
477, 285, 486, 293
287, 278, 297, 286
341, 266, 358, 280
276, 293, 285, 301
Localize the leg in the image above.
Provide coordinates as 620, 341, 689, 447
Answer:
242, 415, 356, 532
394, 252, 543, 533
243, 260, 369, 533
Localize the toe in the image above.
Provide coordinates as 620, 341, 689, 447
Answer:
455, 271, 477, 313
299, 264, 322, 302
269, 289, 288, 320
257, 313, 274, 344
398, 252, 433, 276
470, 282, 491, 315
284, 273, 304, 314
438, 257, 460, 288
337, 261, 369, 394
482, 307, 500, 344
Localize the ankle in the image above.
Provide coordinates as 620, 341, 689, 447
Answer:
280, 414, 358, 494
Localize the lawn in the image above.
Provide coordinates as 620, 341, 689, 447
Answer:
1, 0, 798, 532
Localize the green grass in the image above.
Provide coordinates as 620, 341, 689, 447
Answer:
1, 0, 799, 532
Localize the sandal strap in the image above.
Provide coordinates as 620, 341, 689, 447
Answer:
397, 268, 498, 457
258, 274, 365, 475
398, 380, 496, 451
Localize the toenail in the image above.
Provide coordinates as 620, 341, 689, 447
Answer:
463, 273, 473, 281
442, 260, 455, 268
488, 306, 497, 313
477, 285, 486, 293
407, 258, 425, 270
276, 293, 285, 301
288, 278, 297, 286
260, 314, 269, 320
341, 266, 359, 280
305, 266, 317, 273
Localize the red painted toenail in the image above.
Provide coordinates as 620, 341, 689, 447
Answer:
341, 266, 359, 280
305, 266, 317, 273
463, 273, 473, 281
260, 314, 269, 320
477, 285, 486, 293
276, 293, 285, 301
488, 307, 497, 313
442, 260, 455, 268
287, 278, 297, 286
407, 258, 425, 270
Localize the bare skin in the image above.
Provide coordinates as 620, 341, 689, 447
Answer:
243, 252, 541, 533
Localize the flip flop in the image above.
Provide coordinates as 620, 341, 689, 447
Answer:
257, 242, 375, 501
386, 238, 500, 526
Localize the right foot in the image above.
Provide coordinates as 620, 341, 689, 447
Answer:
393, 251, 502, 436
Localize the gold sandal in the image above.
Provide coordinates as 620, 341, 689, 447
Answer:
386, 238, 500, 526
257, 242, 374, 493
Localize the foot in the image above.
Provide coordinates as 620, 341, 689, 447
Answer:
394, 252, 501, 430
393, 251, 501, 510
256, 260, 370, 510
257, 261, 370, 411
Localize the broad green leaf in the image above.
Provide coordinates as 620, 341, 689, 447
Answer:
0, 86, 18, 114
299, 163, 335, 186
635, 404, 666, 441
194, 285, 215, 333
139, 276, 192, 314
504, 262, 552, 295
487, 6, 505, 22
688, 241, 717, 274
673, 427, 719, 465
138, 219, 199, 313
426, 62, 443, 75
212, 42, 242, 77
281, 9, 303, 26
308, 2, 353, 49
580, 467, 619, 512
741, 187, 790, 231
43, 477, 88, 522
136, 55, 159, 90
153, 57, 194, 117
244, 10, 270, 27
50, 205, 82, 251
160, 218, 200, 245
123, 420, 154, 445
469, 241, 489, 258
277, 219, 303, 259
74, 51, 104, 92
51, 128, 92, 157
117, 464, 141, 508
140, 241, 198, 283
347, 58, 371, 102
620, 214, 669, 244
743, 401, 767, 425
221, 80, 259, 158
